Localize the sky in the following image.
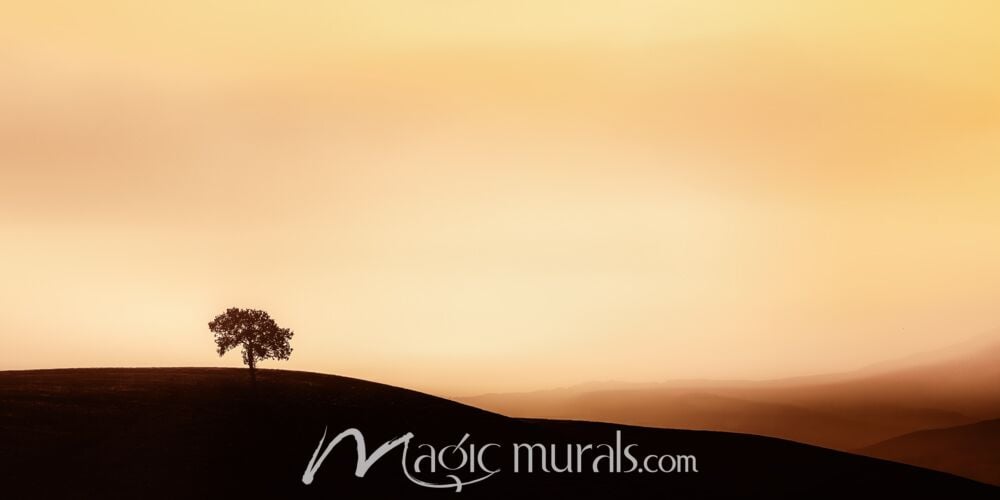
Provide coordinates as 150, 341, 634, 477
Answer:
2, 1, 999, 395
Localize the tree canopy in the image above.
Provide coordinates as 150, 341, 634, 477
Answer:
208, 307, 293, 382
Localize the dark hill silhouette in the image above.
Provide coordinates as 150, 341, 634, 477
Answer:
859, 419, 1000, 486
0, 368, 995, 499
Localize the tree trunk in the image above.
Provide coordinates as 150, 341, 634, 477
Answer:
247, 347, 257, 388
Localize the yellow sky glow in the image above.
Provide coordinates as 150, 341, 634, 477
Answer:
2, 1, 999, 394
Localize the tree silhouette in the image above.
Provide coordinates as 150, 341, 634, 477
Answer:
208, 307, 293, 385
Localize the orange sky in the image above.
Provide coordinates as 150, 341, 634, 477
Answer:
2, 1, 999, 395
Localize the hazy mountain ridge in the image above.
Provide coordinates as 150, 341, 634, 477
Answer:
458, 335, 1000, 482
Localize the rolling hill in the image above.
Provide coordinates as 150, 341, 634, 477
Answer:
0, 368, 995, 498
859, 419, 1000, 486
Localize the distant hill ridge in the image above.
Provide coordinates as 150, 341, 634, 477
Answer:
458, 336, 1000, 457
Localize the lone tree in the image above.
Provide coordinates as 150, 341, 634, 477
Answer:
208, 307, 293, 384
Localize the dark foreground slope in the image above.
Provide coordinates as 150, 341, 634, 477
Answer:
0, 368, 995, 499
859, 419, 1000, 486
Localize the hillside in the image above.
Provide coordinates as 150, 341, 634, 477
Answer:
0, 368, 995, 498
859, 419, 1000, 486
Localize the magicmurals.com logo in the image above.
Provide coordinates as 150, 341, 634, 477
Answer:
301, 428, 698, 492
